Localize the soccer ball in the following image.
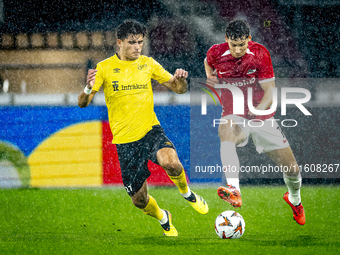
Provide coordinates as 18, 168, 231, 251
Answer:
214, 210, 245, 239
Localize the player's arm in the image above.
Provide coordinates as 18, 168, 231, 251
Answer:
204, 59, 218, 87
249, 46, 276, 116
248, 80, 275, 115
78, 69, 98, 108
162, 68, 188, 94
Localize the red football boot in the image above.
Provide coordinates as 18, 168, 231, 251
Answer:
217, 185, 242, 207
283, 192, 306, 225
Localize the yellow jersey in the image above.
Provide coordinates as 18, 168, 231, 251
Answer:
92, 54, 172, 144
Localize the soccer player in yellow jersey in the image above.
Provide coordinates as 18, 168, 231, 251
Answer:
78, 20, 208, 236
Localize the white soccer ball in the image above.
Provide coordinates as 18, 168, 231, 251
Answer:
215, 210, 245, 239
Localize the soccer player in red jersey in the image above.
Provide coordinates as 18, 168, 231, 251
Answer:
204, 19, 305, 225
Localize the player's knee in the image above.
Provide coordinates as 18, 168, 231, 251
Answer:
162, 160, 182, 175
218, 123, 241, 143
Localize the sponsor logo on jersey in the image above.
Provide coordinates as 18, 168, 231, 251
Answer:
221, 77, 256, 87
121, 83, 148, 90
112, 81, 119, 91
112, 81, 148, 91
247, 69, 256, 74
113, 68, 120, 73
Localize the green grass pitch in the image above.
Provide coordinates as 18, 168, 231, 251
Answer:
0, 185, 339, 254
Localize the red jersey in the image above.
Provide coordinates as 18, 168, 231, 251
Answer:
206, 41, 275, 120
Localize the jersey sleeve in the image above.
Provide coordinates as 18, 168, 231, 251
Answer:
92, 63, 104, 92
205, 44, 217, 68
151, 58, 172, 84
257, 47, 275, 83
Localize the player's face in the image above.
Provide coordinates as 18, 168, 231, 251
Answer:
117, 34, 144, 61
225, 35, 252, 59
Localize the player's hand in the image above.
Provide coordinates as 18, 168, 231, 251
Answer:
205, 76, 219, 87
174, 68, 188, 80
86, 69, 97, 89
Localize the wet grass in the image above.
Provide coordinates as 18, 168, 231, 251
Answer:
0, 185, 339, 254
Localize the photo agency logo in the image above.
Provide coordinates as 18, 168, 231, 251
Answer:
199, 81, 312, 128
191, 78, 339, 180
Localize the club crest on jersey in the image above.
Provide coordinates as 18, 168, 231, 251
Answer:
138, 64, 147, 70
247, 69, 256, 74
113, 68, 120, 73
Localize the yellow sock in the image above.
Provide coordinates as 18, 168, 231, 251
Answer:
168, 169, 189, 194
142, 195, 164, 221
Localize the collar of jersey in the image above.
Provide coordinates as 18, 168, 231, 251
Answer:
113, 54, 140, 64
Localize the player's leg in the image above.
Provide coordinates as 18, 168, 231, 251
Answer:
156, 147, 186, 191
217, 117, 246, 207
266, 146, 301, 205
266, 147, 305, 225
116, 139, 177, 236
131, 181, 178, 236
251, 119, 305, 225
156, 147, 209, 214
147, 125, 208, 214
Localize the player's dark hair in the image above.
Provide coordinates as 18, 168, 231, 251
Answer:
225, 20, 250, 40
117, 19, 147, 40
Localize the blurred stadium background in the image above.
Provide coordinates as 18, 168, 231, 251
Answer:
0, 0, 339, 188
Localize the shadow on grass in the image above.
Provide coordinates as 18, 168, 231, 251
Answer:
129, 236, 231, 246
129, 235, 340, 248
241, 234, 340, 247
